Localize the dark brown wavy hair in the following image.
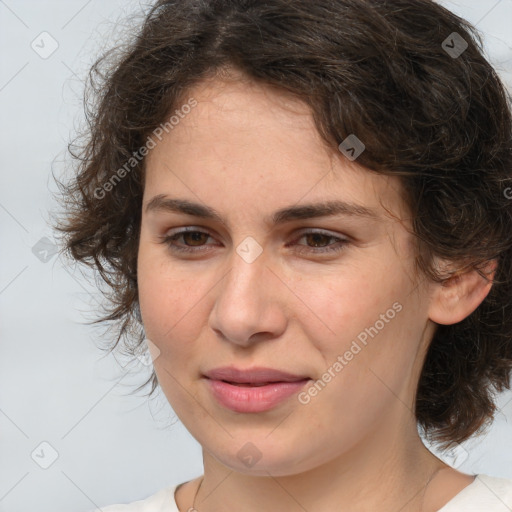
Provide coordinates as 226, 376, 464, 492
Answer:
53, 0, 512, 450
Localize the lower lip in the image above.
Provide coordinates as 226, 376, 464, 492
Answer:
204, 378, 310, 413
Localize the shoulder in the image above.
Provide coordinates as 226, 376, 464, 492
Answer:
90, 484, 181, 512
440, 474, 512, 511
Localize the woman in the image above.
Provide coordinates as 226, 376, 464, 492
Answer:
55, 0, 512, 510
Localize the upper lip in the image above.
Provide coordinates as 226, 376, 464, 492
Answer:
203, 366, 310, 384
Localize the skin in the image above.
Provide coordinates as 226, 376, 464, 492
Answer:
137, 70, 494, 512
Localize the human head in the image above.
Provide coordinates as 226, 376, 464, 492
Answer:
54, 0, 512, 452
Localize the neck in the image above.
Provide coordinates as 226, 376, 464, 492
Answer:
193, 417, 448, 512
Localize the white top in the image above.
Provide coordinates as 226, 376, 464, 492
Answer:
97, 474, 512, 511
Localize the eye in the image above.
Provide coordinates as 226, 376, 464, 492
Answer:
159, 228, 216, 254
159, 228, 349, 255
288, 230, 349, 255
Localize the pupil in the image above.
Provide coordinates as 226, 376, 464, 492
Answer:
185, 232, 207, 246
307, 233, 329, 247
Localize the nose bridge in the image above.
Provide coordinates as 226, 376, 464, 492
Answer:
220, 236, 268, 309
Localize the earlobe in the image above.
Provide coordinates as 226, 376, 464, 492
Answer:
428, 259, 497, 325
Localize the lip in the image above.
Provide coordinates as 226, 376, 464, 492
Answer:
203, 366, 309, 384
203, 366, 311, 413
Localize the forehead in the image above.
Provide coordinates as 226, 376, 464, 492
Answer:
144, 76, 410, 224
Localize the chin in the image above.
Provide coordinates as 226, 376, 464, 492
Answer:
205, 436, 322, 477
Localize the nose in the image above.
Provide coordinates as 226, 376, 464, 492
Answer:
208, 245, 287, 348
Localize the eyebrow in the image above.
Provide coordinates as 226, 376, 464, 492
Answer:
144, 195, 379, 226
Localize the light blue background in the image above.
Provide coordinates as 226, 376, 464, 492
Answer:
1, 1, 511, 510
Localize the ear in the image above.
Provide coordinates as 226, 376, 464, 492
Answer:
428, 259, 497, 325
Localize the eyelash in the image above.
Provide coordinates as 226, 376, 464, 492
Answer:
159, 228, 349, 255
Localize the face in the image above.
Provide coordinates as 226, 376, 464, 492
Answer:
137, 74, 437, 476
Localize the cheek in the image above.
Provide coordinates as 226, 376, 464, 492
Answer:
292, 261, 423, 389
138, 274, 201, 354
137, 244, 220, 368
137, 252, 207, 410
292, 264, 405, 348
137, 244, 190, 349
295, 290, 422, 449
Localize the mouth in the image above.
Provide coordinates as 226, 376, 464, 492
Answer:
202, 366, 311, 413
